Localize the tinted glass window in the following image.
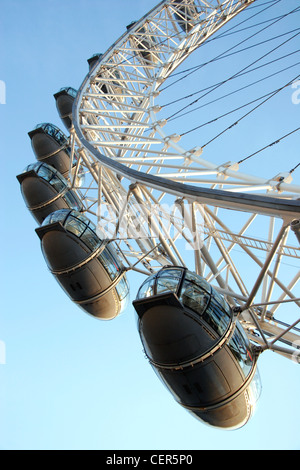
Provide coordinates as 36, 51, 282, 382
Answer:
116, 276, 129, 301
80, 226, 101, 251
180, 280, 210, 316
157, 269, 182, 280
66, 216, 86, 238
247, 369, 262, 408
36, 163, 54, 182
43, 209, 70, 226
211, 287, 231, 314
137, 276, 156, 299
99, 249, 119, 280
178, 271, 231, 337
60, 87, 77, 98
63, 191, 82, 211
156, 276, 181, 295
202, 295, 231, 337
49, 174, 65, 192
227, 322, 253, 377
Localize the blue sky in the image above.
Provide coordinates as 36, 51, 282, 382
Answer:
0, 0, 299, 450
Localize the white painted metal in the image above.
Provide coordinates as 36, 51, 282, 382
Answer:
67, 0, 299, 362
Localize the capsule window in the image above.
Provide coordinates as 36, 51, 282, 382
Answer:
136, 269, 233, 338
116, 276, 129, 301
98, 248, 119, 281
37, 123, 69, 146
169, 270, 233, 338
49, 174, 65, 193
156, 271, 182, 296
211, 287, 231, 315
247, 369, 262, 408
27, 162, 67, 192
157, 268, 182, 281
62, 192, 82, 212
137, 276, 156, 299
66, 216, 87, 238
62, 214, 102, 251
227, 322, 254, 377
79, 226, 101, 251
73, 211, 91, 225
44, 209, 69, 226
184, 271, 211, 293
35, 163, 54, 182
58, 86, 77, 98
179, 280, 210, 316
202, 296, 231, 338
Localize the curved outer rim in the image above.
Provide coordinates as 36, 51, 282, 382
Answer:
72, 0, 300, 222
73, 106, 300, 221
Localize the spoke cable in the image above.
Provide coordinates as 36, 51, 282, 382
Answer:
165, 29, 300, 121
290, 162, 300, 174
238, 127, 300, 165
178, 78, 299, 136
168, 58, 300, 123
194, 74, 300, 146
165, 0, 285, 82
163, 27, 300, 91
161, 4, 300, 93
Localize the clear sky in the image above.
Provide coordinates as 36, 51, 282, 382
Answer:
0, 0, 299, 450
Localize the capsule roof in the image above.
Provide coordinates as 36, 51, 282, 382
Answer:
87, 53, 103, 70
18, 162, 67, 185
28, 122, 69, 146
53, 87, 77, 99
137, 267, 218, 303
43, 208, 99, 235
40, 208, 104, 251
135, 266, 232, 337
54, 87, 78, 130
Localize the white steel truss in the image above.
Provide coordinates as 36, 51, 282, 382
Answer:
65, 0, 300, 362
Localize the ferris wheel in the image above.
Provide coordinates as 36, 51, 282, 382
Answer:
18, 0, 300, 430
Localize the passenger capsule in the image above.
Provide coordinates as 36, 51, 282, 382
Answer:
35, 209, 130, 319
28, 123, 72, 178
87, 54, 124, 99
173, 0, 198, 33
133, 267, 262, 430
87, 53, 103, 71
17, 162, 83, 224
126, 21, 158, 64
54, 87, 77, 130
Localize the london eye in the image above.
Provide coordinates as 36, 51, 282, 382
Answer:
17, 0, 300, 431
